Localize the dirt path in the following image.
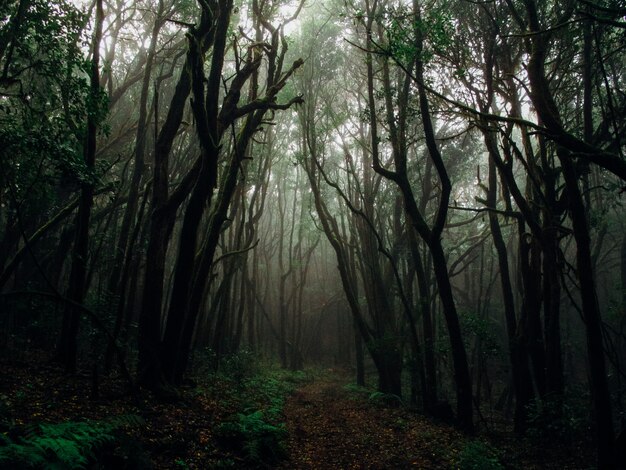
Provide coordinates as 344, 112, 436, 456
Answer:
278, 375, 462, 469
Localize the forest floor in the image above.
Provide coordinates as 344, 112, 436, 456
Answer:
0, 353, 595, 469
278, 374, 593, 469
279, 374, 467, 469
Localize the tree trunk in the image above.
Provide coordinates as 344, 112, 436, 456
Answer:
160, 1, 232, 384
408, 229, 437, 410
484, 138, 534, 433
522, 1, 616, 463
57, 0, 103, 373
354, 318, 365, 386
429, 240, 474, 432
137, 33, 203, 388
558, 147, 616, 467
107, 3, 163, 299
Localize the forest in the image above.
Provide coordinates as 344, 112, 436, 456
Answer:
1, 0, 625, 468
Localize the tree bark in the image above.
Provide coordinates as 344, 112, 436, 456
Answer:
160, 0, 233, 384
483, 134, 534, 433
137, 13, 212, 387
57, 0, 104, 373
521, 0, 616, 464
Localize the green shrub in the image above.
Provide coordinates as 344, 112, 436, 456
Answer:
458, 441, 503, 470
342, 383, 371, 398
240, 369, 304, 419
280, 369, 310, 385
368, 391, 403, 407
220, 349, 258, 384
526, 389, 590, 441
216, 410, 287, 465
0, 415, 143, 469
210, 363, 301, 466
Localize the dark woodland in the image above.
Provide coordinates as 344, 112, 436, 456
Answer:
1, 0, 626, 468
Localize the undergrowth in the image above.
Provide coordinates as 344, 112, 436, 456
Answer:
216, 410, 287, 465
456, 440, 504, 470
342, 382, 372, 398
368, 391, 404, 407
343, 383, 405, 408
0, 415, 144, 469
206, 351, 310, 467
526, 388, 591, 442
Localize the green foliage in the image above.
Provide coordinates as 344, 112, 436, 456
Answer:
240, 369, 308, 419
385, 3, 455, 65
342, 383, 371, 398
1, 0, 109, 231
174, 458, 190, 468
241, 375, 289, 420
204, 356, 308, 466
219, 349, 259, 384
281, 369, 309, 384
460, 311, 501, 358
368, 391, 404, 407
343, 383, 404, 406
457, 440, 504, 470
367, 335, 401, 357
0, 415, 143, 469
216, 411, 287, 466
526, 389, 590, 441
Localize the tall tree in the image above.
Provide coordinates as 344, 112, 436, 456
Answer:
361, 0, 474, 431
57, 0, 105, 372
518, 1, 616, 464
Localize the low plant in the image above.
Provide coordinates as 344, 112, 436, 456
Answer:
220, 349, 258, 384
0, 415, 144, 469
368, 391, 403, 407
174, 458, 190, 468
280, 369, 309, 384
216, 410, 287, 465
342, 383, 371, 397
209, 360, 302, 466
240, 368, 306, 419
457, 440, 503, 470
526, 389, 590, 441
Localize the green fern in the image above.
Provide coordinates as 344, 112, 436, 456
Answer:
368, 391, 403, 406
458, 441, 504, 470
0, 415, 143, 469
216, 410, 287, 465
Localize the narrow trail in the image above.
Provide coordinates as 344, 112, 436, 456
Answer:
278, 375, 462, 469
276, 373, 593, 470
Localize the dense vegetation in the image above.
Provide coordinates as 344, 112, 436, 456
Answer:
1, 0, 625, 467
